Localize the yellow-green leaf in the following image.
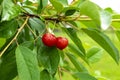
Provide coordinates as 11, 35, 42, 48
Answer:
82, 28, 119, 64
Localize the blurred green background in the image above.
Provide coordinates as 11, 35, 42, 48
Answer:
55, 30, 120, 80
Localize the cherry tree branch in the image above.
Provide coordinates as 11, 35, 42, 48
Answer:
0, 16, 30, 58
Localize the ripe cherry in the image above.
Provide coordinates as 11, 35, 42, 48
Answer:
56, 37, 68, 50
42, 33, 57, 47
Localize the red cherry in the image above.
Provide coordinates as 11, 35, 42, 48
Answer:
56, 37, 68, 50
42, 33, 57, 47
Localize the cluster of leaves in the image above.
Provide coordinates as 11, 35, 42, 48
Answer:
0, 0, 120, 80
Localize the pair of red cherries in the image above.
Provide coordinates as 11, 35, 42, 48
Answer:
42, 33, 68, 50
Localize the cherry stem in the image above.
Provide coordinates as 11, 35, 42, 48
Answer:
58, 66, 62, 80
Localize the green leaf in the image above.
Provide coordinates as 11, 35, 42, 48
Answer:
111, 22, 120, 29
41, 0, 48, 8
49, 0, 64, 12
1, 0, 21, 21
22, 5, 37, 14
65, 9, 76, 16
23, 26, 34, 41
62, 28, 85, 54
24, 0, 33, 5
73, 72, 97, 80
18, 0, 23, 2
115, 30, 120, 42
21, 41, 34, 50
82, 28, 119, 63
0, 49, 17, 80
63, 7, 79, 16
15, 46, 40, 80
37, 42, 60, 75
28, 17, 45, 34
0, 5, 2, 14
37, 0, 48, 13
79, 1, 100, 26
17, 19, 34, 42
66, 53, 88, 73
0, 38, 6, 48
12, 76, 19, 80
112, 14, 120, 19
37, 0, 42, 11
68, 44, 87, 63
104, 7, 113, 14
86, 46, 103, 63
112, 15, 120, 29
40, 69, 51, 80
71, 0, 85, 7
80, 20, 99, 28
0, 0, 3, 4
100, 10, 112, 30
0, 20, 18, 38
68, 21, 80, 28
57, 0, 68, 6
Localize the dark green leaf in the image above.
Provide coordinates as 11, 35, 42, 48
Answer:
0, 49, 17, 80
0, 38, 6, 48
66, 53, 88, 73
40, 70, 51, 80
28, 17, 45, 35
17, 19, 34, 42
0, 5, 1, 15
65, 9, 76, 16
0, 20, 18, 38
22, 26, 34, 41
37, 41, 60, 75
63, 7, 79, 16
49, 0, 64, 12
1, 0, 21, 21
73, 72, 97, 80
37, 0, 42, 13
87, 46, 103, 63
63, 7, 79, 12
0, 0, 3, 4
82, 28, 119, 63
15, 46, 40, 80
37, 0, 48, 13
62, 27, 85, 54
79, 1, 100, 26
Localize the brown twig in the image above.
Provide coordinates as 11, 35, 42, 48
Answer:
44, 17, 61, 23
22, 13, 120, 22
61, 68, 72, 75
